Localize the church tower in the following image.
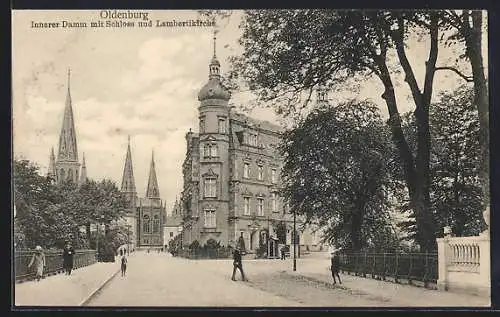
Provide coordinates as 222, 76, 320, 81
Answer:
120, 136, 137, 213
80, 153, 87, 185
47, 147, 56, 180
316, 85, 329, 107
146, 150, 160, 200
55, 68, 80, 184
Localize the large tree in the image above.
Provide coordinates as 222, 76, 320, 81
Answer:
280, 100, 396, 251
226, 9, 480, 252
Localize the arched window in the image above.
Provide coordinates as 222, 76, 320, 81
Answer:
59, 169, 65, 181
68, 169, 73, 181
143, 215, 150, 233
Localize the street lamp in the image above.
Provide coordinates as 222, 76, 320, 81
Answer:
293, 200, 305, 272
96, 215, 105, 261
126, 224, 131, 255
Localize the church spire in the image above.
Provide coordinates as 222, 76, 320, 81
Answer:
57, 67, 79, 162
146, 149, 160, 199
121, 135, 136, 195
80, 152, 87, 185
47, 147, 56, 179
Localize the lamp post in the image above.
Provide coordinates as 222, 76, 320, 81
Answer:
126, 224, 131, 255
96, 215, 105, 261
293, 207, 297, 271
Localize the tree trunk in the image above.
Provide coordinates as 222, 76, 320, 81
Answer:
86, 222, 91, 245
466, 11, 489, 217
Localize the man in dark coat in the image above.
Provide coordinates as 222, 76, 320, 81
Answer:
330, 250, 342, 285
231, 246, 248, 282
62, 241, 75, 275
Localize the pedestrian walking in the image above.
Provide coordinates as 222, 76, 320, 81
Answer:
280, 246, 286, 260
330, 249, 342, 285
28, 246, 46, 282
62, 241, 75, 275
231, 246, 248, 281
121, 254, 127, 277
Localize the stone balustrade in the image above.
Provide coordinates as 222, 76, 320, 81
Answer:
437, 234, 490, 296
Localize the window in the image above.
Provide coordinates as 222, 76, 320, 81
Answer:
204, 178, 217, 197
204, 144, 219, 158
244, 197, 251, 215
200, 117, 205, 133
257, 198, 264, 216
210, 144, 218, 157
271, 169, 277, 183
243, 163, 250, 178
170, 232, 174, 237
143, 215, 150, 233
247, 134, 258, 146
258, 166, 264, 180
153, 215, 160, 233
218, 118, 226, 133
271, 193, 277, 213
204, 209, 216, 228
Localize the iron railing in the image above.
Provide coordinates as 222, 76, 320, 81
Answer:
339, 252, 438, 288
14, 249, 97, 282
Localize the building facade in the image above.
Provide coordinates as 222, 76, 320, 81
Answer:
180, 39, 321, 253
163, 198, 183, 248
120, 139, 166, 250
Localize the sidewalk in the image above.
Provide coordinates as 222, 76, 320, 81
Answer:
14, 260, 120, 306
289, 260, 490, 307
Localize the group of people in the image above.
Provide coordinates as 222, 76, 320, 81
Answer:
28, 241, 75, 282
229, 245, 342, 285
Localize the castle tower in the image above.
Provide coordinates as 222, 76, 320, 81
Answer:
47, 147, 56, 180
146, 150, 160, 200
55, 68, 80, 184
80, 152, 87, 185
195, 30, 232, 245
120, 136, 137, 212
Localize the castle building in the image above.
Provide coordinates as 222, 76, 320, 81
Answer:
180, 34, 323, 254
48, 69, 86, 185
119, 139, 166, 250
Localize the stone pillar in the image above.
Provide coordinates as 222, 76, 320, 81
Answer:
436, 236, 449, 291
478, 234, 491, 296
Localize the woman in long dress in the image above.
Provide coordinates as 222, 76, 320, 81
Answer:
28, 246, 46, 282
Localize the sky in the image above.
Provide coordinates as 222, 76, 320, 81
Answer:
12, 10, 487, 214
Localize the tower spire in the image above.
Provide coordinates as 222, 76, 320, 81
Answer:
57, 68, 79, 162
121, 136, 137, 212
213, 29, 217, 58
121, 136, 137, 194
80, 152, 87, 185
47, 147, 56, 179
146, 150, 160, 199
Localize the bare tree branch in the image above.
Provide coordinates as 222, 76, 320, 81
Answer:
435, 66, 474, 82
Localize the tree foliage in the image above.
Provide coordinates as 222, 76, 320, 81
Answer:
230, 10, 451, 251
280, 100, 397, 252
13, 159, 128, 250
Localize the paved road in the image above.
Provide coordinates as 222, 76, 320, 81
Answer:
86, 253, 304, 307
86, 252, 488, 307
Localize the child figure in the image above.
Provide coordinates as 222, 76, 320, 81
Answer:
121, 254, 127, 277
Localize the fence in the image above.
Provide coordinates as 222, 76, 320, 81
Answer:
339, 252, 438, 288
15, 249, 97, 282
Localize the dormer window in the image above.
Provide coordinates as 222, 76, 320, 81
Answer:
247, 133, 258, 147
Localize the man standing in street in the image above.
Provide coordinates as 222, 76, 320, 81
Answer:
62, 241, 75, 276
330, 249, 342, 285
231, 245, 248, 282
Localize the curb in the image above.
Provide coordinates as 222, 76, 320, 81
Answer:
79, 268, 121, 306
